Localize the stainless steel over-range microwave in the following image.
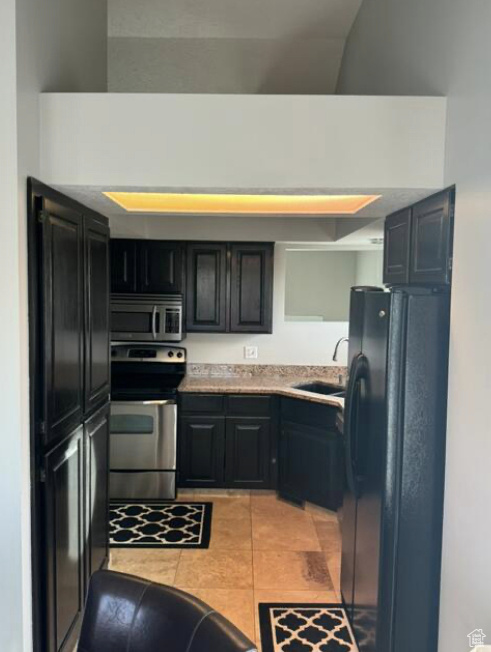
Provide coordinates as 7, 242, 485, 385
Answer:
111, 294, 184, 342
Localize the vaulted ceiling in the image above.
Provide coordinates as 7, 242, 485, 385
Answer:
108, 0, 363, 93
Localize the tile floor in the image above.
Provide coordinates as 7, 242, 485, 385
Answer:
109, 490, 342, 650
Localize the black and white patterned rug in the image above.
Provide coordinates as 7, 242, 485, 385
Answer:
259, 604, 358, 652
109, 502, 213, 549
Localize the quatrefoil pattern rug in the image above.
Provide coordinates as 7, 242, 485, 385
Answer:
110, 502, 213, 549
259, 604, 358, 652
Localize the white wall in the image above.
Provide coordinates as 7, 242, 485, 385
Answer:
109, 37, 345, 95
107, 0, 360, 94
2, 1, 107, 650
39, 94, 447, 190
185, 245, 351, 366
109, 213, 337, 243
285, 250, 356, 321
338, 2, 491, 650
16, 0, 107, 192
354, 250, 383, 286
0, 1, 28, 649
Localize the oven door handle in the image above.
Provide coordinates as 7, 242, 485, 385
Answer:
152, 305, 158, 340
111, 399, 177, 406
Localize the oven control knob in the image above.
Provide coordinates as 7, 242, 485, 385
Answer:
177, 352, 183, 358
168, 351, 174, 358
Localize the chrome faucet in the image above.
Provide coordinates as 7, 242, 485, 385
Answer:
333, 337, 349, 362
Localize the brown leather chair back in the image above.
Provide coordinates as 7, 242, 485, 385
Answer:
78, 570, 257, 652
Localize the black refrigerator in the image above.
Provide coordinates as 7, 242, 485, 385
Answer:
341, 286, 450, 652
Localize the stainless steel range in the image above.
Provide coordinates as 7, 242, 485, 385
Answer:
110, 343, 186, 500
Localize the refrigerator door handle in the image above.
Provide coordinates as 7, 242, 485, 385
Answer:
344, 353, 367, 499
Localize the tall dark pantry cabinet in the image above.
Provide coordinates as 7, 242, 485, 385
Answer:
28, 180, 111, 652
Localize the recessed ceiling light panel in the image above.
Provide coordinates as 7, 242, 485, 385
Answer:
103, 192, 381, 215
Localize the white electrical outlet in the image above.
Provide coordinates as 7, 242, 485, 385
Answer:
244, 346, 258, 360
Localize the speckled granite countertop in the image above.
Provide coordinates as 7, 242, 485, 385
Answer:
179, 364, 346, 408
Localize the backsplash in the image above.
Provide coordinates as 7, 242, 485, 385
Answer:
186, 363, 348, 384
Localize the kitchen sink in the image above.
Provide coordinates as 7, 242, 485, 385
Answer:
294, 382, 345, 398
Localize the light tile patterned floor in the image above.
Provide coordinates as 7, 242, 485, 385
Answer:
109, 490, 342, 650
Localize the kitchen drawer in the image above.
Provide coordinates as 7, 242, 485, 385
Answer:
226, 395, 272, 417
180, 393, 225, 415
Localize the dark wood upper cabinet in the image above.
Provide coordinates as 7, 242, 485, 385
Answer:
229, 243, 274, 333
43, 425, 85, 652
84, 405, 110, 585
409, 187, 454, 285
41, 200, 85, 445
111, 239, 275, 333
84, 216, 110, 414
110, 240, 183, 294
139, 241, 183, 293
383, 207, 411, 285
186, 243, 227, 332
384, 187, 455, 287
110, 239, 137, 293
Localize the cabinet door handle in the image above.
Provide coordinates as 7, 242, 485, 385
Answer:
144, 249, 149, 287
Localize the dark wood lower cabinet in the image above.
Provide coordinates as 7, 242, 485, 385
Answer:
43, 410, 111, 652
178, 392, 342, 503
305, 426, 343, 510
278, 421, 310, 503
84, 405, 110, 583
225, 418, 271, 488
279, 399, 343, 511
178, 394, 275, 489
44, 426, 85, 652
279, 420, 343, 510
179, 416, 226, 487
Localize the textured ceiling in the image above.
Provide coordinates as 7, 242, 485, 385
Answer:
58, 185, 430, 245
108, 0, 363, 39
336, 217, 385, 243
56, 185, 433, 220
108, 0, 364, 93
